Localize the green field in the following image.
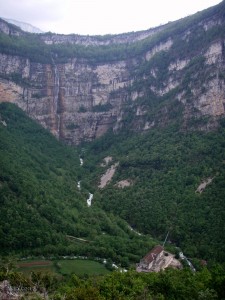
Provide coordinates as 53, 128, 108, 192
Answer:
56, 259, 110, 275
18, 259, 109, 276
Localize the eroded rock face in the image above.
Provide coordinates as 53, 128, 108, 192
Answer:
145, 39, 173, 61
0, 18, 23, 36
41, 26, 165, 46
0, 11, 225, 144
0, 54, 134, 143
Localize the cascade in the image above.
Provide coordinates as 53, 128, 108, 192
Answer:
77, 181, 81, 190
52, 56, 61, 137
87, 193, 93, 207
80, 158, 84, 166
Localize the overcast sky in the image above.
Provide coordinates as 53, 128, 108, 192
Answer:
0, 0, 222, 35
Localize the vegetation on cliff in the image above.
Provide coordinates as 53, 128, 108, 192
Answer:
1, 102, 225, 264
0, 1, 225, 65
0, 2, 225, 298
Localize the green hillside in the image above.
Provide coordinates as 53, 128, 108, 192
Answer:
82, 120, 225, 263
0, 102, 154, 264
1, 1, 225, 298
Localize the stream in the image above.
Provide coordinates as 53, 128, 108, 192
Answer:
86, 193, 93, 207
80, 158, 84, 166
78, 156, 195, 272
78, 157, 93, 206
179, 251, 196, 272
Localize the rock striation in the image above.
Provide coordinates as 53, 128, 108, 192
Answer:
0, 2, 225, 144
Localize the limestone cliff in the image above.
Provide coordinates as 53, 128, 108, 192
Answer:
0, 2, 225, 144
40, 26, 165, 46
0, 18, 23, 36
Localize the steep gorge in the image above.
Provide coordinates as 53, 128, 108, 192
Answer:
0, 1, 225, 144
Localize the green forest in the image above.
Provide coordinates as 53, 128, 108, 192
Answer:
1, 102, 225, 298
1, 258, 225, 299
1, 2, 225, 298
0, 103, 155, 265
83, 121, 225, 263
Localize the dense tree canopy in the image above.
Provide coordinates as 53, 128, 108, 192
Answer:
0, 103, 155, 264
82, 120, 225, 263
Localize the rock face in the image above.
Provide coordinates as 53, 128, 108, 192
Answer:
0, 3, 225, 144
0, 18, 23, 36
2, 18, 43, 34
41, 26, 165, 46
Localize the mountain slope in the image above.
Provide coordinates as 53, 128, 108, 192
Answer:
81, 120, 225, 262
0, 1, 225, 266
0, 1, 225, 144
0, 103, 154, 263
2, 18, 43, 33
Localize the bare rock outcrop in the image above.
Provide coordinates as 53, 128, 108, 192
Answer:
0, 6, 225, 144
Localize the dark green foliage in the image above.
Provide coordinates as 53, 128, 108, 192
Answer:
0, 0, 225, 279
1, 259, 225, 299
66, 123, 79, 130
78, 105, 87, 113
0, 33, 51, 63
0, 103, 154, 263
0, 103, 80, 252
83, 121, 225, 263
92, 103, 113, 112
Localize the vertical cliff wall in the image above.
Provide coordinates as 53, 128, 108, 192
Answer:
0, 3, 225, 144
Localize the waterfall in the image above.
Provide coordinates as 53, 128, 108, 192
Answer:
77, 181, 81, 190
52, 56, 60, 137
87, 193, 93, 207
80, 158, 84, 166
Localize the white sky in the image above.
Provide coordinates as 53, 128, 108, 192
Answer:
0, 0, 222, 35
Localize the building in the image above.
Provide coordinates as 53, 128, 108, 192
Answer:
136, 245, 183, 273
138, 245, 164, 271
